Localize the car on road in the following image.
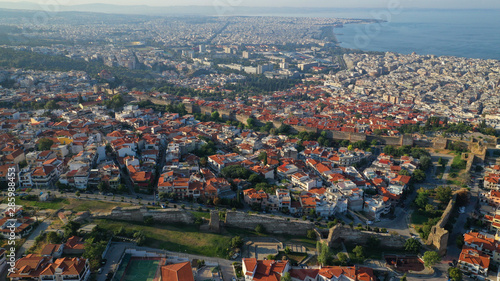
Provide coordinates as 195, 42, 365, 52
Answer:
459, 207, 466, 214
106, 193, 113, 196
161, 204, 167, 209
84, 190, 93, 194
98, 268, 102, 274
232, 277, 236, 281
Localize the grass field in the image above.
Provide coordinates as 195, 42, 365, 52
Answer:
411, 211, 430, 225
10, 197, 69, 210
275, 251, 307, 265
95, 218, 317, 258
3, 197, 134, 212
189, 211, 210, 219
344, 242, 406, 260
65, 199, 133, 212
223, 227, 317, 251
96, 219, 231, 258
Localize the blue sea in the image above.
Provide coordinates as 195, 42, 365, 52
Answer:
333, 9, 500, 60
243, 8, 500, 60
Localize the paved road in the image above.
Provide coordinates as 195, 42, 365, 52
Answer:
17, 220, 50, 258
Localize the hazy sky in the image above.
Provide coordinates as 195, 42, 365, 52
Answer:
1, 0, 499, 9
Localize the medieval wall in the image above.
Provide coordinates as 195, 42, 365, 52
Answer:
321, 225, 406, 249
433, 138, 449, 150
426, 195, 456, 256
96, 206, 195, 224
327, 131, 367, 142
224, 211, 313, 235
138, 96, 415, 147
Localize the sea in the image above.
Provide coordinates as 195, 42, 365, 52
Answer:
244, 8, 500, 61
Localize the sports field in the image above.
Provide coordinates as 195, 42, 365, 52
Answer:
113, 254, 161, 281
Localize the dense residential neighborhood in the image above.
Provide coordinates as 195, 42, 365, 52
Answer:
0, 7, 498, 281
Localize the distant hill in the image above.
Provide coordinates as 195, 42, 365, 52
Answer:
0, 2, 371, 17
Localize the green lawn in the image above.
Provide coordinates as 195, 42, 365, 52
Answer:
411, 211, 430, 225
344, 242, 406, 260
223, 227, 317, 251
94, 218, 318, 259
275, 251, 307, 264
67, 199, 133, 212
96, 219, 231, 258
11, 197, 69, 210
190, 211, 210, 219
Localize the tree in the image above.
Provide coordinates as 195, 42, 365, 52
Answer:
284, 246, 291, 255
211, 111, 220, 121
347, 145, 353, 151
83, 239, 107, 269
75, 191, 81, 197
412, 169, 426, 183
221, 165, 252, 179
307, 229, 316, 239
231, 236, 243, 248
246, 118, 256, 129
337, 252, 348, 264
404, 238, 421, 253
436, 186, 452, 203
44, 100, 59, 110
255, 224, 265, 234
98, 182, 108, 192
420, 156, 432, 171
46, 231, 62, 244
415, 192, 428, 209
105, 143, 113, 154
200, 157, 208, 167
425, 204, 434, 213
399, 169, 410, 176
37, 138, 54, 151
281, 272, 291, 281
117, 184, 127, 193
63, 221, 81, 238
249, 173, 264, 184
423, 251, 441, 267
353, 245, 365, 260
257, 151, 269, 166
438, 157, 445, 166
317, 242, 332, 266
400, 273, 407, 281
448, 267, 462, 281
